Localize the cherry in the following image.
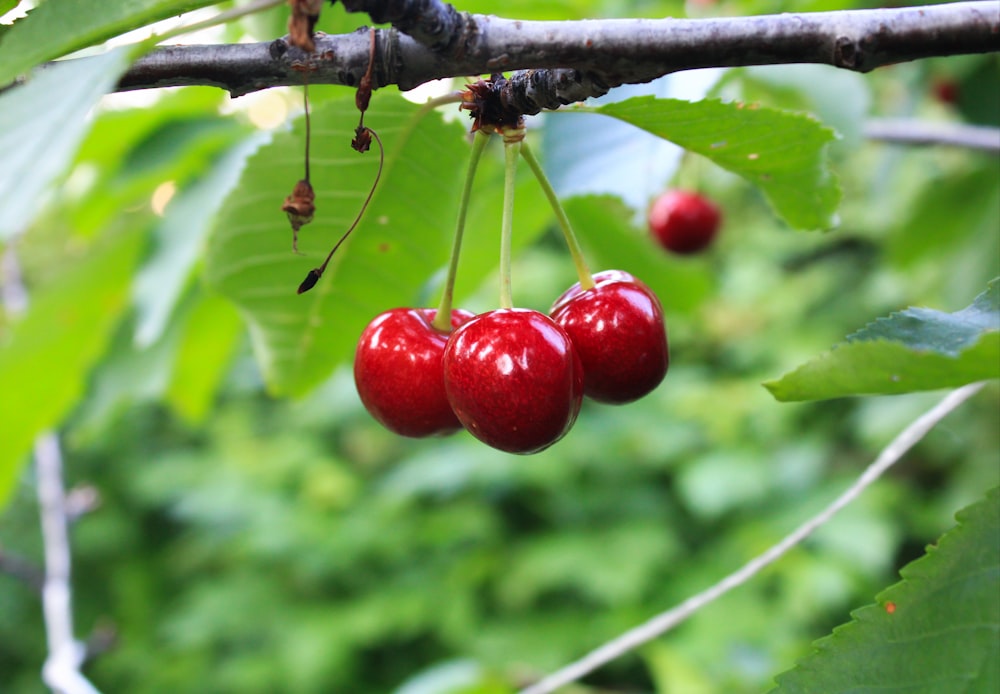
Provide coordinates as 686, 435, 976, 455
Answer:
648, 189, 721, 255
443, 309, 584, 454
551, 270, 668, 404
931, 78, 960, 106
354, 307, 473, 437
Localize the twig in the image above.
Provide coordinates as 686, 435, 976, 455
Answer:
3, 248, 98, 694
114, 2, 999, 104
518, 381, 987, 694
36, 434, 99, 694
864, 119, 1000, 153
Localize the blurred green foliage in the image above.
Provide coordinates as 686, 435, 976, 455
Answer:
0, 0, 998, 692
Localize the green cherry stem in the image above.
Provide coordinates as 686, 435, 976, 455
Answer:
432, 130, 491, 331
499, 129, 523, 310
520, 140, 595, 291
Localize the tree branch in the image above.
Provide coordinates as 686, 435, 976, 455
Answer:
116, 1, 999, 113
864, 118, 1000, 153
518, 381, 987, 694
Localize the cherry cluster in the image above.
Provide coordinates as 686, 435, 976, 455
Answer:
354, 269, 668, 454
348, 74, 678, 455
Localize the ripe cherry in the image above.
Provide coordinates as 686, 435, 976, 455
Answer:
443, 309, 584, 454
551, 270, 668, 404
648, 190, 721, 255
931, 78, 960, 106
354, 307, 473, 437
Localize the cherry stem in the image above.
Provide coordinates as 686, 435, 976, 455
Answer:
416, 91, 465, 121
432, 130, 491, 332
499, 130, 522, 310
298, 128, 384, 294
519, 140, 595, 291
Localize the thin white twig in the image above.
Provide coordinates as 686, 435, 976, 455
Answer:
3, 247, 100, 694
519, 382, 987, 694
36, 435, 99, 694
865, 119, 1000, 153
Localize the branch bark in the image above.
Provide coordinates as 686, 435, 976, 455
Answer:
117, 1, 1000, 114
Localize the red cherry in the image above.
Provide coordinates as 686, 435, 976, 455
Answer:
354, 307, 473, 437
551, 270, 668, 404
932, 79, 960, 105
443, 309, 584, 454
648, 190, 721, 255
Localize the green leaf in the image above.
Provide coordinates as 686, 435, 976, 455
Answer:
584, 96, 840, 229
0, 47, 132, 239
0, 1, 20, 18
0, 0, 218, 86
765, 280, 1000, 401
205, 94, 470, 396
0, 230, 144, 506
770, 488, 1000, 693
888, 165, 1000, 268
849, 280, 1000, 355
165, 290, 244, 423
134, 135, 261, 347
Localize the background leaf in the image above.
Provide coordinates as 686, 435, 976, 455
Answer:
0, 0, 219, 86
584, 96, 840, 229
0, 48, 132, 239
770, 487, 1000, 693
0, 230, 144, 505
765, 280, 1000, 401
133, 134, 260, 347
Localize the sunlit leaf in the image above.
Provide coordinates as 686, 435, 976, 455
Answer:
134, 135, 262, 347
0, 230, 144, 505
770, 488, 1000, 693
0, 0, 218, 86
165, 290, 244, 423
583, 96, 840, 229
765, 280, 1000, 401
0, 48, 132, 239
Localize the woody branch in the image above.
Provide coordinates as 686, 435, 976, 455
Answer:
116, 1, 999, 113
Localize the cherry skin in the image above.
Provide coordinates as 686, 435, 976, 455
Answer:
354, 307, 473, 437
443, 309, 584, 454
551, 270, 669, 404
648, 190, 721, 255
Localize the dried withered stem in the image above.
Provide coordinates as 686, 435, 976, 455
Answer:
282, 179, 316, 253
298, 27, 385, 294
298, 127, 384, 294
351, 28, 378, 152
282, 65, 315, 252
287, 0, 324, 53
